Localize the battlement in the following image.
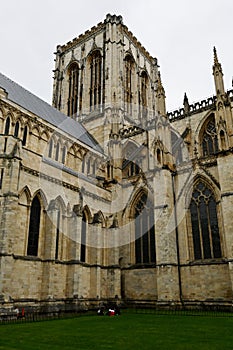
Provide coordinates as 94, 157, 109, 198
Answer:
167, 89, 233, 122
57, 14, 156, 63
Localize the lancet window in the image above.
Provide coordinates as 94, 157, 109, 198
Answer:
134, 193, 156, 264
190, 182, 222, 260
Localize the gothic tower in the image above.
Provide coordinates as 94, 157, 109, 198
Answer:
52, 14, 160, 151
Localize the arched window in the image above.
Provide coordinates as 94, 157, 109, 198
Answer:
107, 161, 113, 179
87, 158, 91, 174
4, 116, 10, 135
157, 149, 161, 164
14, 121, 20, 138
62, 146, 66, 164
220, 130, 226, 150
141, 71, 148, 117
127, 161, 140, 177
80, 211, 87, 262
202, 115, 218, 156
90, 51, 102, 111
190, 182, 222, 260
82, 158, 85, 173
134, 193, 156, 264
27, 196, 41, 256
22, 126, 28, 146
68, 63, 79, 117
3, 117, 11, 152
171, 132, 183, 165
125, 55, 134, 114
55, 142, 60, 161
55, 209, 60, 260
48, 139, 53, 158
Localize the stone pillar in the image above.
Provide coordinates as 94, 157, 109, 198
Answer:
154, 168, 181, 304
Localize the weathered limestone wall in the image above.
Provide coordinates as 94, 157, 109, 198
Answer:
181, 264, 232, 301
122, 268, 157, 300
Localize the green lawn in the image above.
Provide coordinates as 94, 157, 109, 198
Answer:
1, 312, 233, 350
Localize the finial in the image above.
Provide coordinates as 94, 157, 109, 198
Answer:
213, 46, 219, 65
183, 92, 189, 105
183, 92, 190, 114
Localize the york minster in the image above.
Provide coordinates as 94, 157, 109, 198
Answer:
0, 14, 233, 313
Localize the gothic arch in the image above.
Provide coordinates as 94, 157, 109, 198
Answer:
32, 125, 41, 136
93, 210, 106, 227
66, 60, 79, 73
129, 189, 155, 264
185, 173, 220, 210
27, 192, 45, 257
87, 48, 103, 61
67, 61, 79, 117
4, 114, 11, 135
129, 188, 149, 219
124, 53, 136, 114
32, 189, 48, 209
0, 108, 4, 131
220, 129, 227, 150
140, 70, 149, 117
82, 204, 92, 223
87, 49, 102, 111
14, 120, 20, 138
41, 130, 50, 142
187, 178, 223, 260
196, 112, 218, 157
19, 186, 32, 206
54, 195, 67, 213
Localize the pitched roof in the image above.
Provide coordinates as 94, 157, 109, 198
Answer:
0, 72, 103, 153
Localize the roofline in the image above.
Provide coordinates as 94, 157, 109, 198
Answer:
57, 14, 157, 65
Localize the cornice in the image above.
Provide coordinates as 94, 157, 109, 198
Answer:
21, 164, 80, 193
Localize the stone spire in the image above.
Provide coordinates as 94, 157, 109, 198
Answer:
183, 92, 190, 114
156, 71, 166, 116
213, 47, 225, 95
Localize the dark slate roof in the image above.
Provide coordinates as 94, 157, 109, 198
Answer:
0, 72, 103, 153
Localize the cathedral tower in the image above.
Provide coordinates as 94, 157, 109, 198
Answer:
52, 14, 160, 149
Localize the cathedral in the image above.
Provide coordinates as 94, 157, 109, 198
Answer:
1, 14, 233, 313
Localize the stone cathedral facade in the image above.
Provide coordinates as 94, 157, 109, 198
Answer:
1, 14, 233, 313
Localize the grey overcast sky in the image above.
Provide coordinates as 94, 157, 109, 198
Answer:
0, 0, 232, 111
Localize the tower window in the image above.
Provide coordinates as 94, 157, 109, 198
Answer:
190, 182, 222, 260
68, 63, 79, 117
125, 55, 134, 114
90, 51, 102, 111
134, 193, 156, 264
141, 71, 148, 117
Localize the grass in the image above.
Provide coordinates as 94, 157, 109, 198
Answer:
1, 312, 233, 349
